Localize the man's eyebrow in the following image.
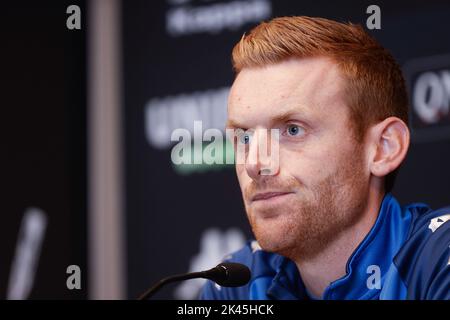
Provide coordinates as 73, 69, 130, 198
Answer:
225, 119, 243, 128
226, 110, 307, 129
270, 110, 304, 125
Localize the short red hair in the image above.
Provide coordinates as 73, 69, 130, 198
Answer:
232, 16, 409, 191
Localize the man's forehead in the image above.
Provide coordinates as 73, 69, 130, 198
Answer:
227, 57, 345, 127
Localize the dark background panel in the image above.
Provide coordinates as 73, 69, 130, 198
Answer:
1, 1, 87, 299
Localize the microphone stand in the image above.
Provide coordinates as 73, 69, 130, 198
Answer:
138, 271, 207, 300
138, 263, 249, 300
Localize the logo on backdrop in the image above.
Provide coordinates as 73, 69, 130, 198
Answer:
145, 87, 229, 150
145, 87, 235, 175
174, 228, 246, 299
166, 0, 272, 37
403, 54, 450, 142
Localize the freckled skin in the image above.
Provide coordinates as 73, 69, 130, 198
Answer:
228, 58, 370, 260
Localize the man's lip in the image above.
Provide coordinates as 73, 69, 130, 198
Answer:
251, 191, 293, 202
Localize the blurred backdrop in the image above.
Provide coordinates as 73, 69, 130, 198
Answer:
2, 0, 450, 299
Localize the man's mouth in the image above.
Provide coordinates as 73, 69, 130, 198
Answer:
251, 191, 294, 202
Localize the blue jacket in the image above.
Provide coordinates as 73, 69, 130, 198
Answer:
200, 194, 450, 300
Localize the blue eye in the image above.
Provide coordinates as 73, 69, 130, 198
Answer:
235, 129, 252, 145
286, 124, 304, 137
240, 132, 252, 144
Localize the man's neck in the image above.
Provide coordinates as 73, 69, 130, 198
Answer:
294, 190, 384, 298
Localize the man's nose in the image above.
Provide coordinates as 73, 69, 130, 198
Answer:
245, 129, 279, 180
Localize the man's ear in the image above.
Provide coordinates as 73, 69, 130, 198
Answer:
368, 117, 410, 178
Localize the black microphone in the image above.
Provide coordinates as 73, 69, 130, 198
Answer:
138, 262, 251, 300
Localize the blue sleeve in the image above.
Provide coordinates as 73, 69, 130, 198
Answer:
426, 258, 450, 300
422, 221, 450, 300
404, 214, 450, 300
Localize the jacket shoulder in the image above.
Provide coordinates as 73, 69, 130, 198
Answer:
394, 205, 450, 299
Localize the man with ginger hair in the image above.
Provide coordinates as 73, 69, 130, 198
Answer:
200, 16, 450, 300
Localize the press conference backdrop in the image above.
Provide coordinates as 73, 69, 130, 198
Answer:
123, 0, 450, 299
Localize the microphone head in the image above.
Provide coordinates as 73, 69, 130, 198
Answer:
205, 262, 251, 287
